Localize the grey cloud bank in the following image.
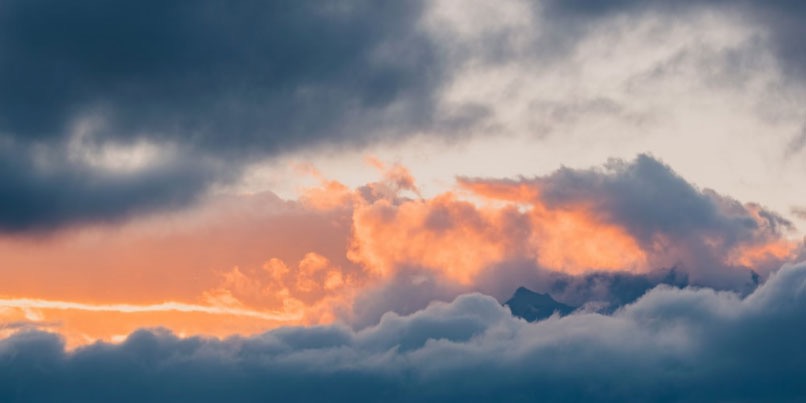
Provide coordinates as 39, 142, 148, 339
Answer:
2, 0, 806, 232
0, 0, 440, 232
3, 261, 806, 402
0, 144, 220, 232
0, 0, 437, 148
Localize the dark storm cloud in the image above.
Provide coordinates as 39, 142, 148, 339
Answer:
0, 143, 219, 232
2, 261, 806, 402
0, 0, 445, 232
0, 0, 438, 150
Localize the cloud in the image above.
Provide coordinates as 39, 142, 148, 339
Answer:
1, 0, 803, 234
343, 155, 798, 324
0, 0, 438, 148
2, 260, 805, 402
0, 143, 222, 233
0, 155, 798, 342
420, 0, 806, 224
214, 155, 798, 326
0, 0, 444, 232
0, 188, 357, 345
461, 155, 795, 279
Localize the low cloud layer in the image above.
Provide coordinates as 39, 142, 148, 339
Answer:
2, 260, 805, 402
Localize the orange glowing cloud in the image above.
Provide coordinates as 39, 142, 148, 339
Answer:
527, 206, 648, 274
728, 240, 799, 269
0, 190, 355, 346
724, 204, 801, 270
456, 177, 648, 273
349, 193, 523, 283
203, 252, 362, 325
0, 158, 800, 346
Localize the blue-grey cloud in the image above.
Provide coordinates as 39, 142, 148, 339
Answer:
0, 0, 438, 149
0, 143, 222, 233
348, 262, 693, 328
2, 261, 805, 402
536, 155, 792, 251
1, 0, 802, 233
0, 0, 446, 232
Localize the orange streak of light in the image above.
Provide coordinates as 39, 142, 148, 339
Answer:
0, 297, 300, 321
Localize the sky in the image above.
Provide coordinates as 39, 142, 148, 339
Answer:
1, 0, 806, 401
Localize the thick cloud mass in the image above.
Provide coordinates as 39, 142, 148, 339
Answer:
0, 0, 439, 232
0, 144, 220, 232
2, 0, 806, 232
0, 0, 436, 148
2, 261, 805, 402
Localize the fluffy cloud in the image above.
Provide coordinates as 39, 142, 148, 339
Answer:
2, 260, 805, 402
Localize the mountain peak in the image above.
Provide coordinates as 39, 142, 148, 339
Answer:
505, 287, 576, 322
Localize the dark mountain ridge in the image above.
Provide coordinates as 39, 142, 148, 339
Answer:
504, 287, 576, 322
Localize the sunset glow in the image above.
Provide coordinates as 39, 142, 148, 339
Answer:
1, 164, 798, 346
2, 1, 806, 401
